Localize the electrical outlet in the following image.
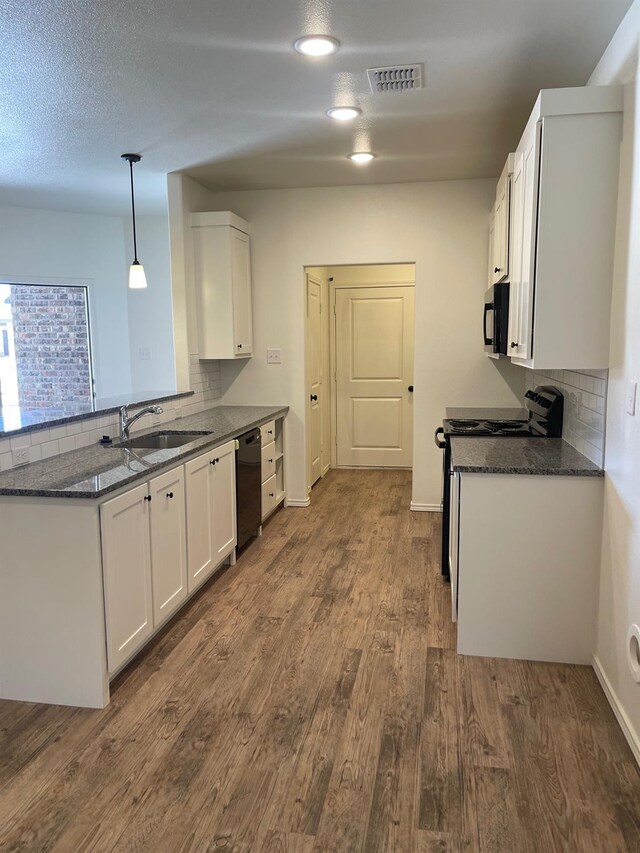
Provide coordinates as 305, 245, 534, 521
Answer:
139, 347, 152, 361
267, 348, 282, 364
627, 381, 637, 416
12, 446, 30, 467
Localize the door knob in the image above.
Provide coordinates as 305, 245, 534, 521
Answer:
310, 394, 318, 401
408, 385, 414, 393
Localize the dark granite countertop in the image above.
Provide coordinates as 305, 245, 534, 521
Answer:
0, 390, 194, 437
0, 405, 288, 499
450, 437, 604, 476
445, 406, 528, 421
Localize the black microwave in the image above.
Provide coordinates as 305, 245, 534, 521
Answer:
483, 281, 510, 355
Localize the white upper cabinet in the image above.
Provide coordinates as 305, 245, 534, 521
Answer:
191, 211, 253, 360
492, 156, 514, 283
507, 86, 623, 369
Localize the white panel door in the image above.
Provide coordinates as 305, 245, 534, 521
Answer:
101, 483, 153, 673
185, 451, 215, 592
335, 286, 415, 467
231, 229, 253, 356
211, 439, 237, 561
149, 466, 188, 627
306, 274, 323, 488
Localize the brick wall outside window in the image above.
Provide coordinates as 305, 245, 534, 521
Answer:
10, 284, 93, 408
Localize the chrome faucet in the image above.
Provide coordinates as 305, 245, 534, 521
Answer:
119, 404, 163, 440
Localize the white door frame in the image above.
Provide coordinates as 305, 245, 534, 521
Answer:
329, 279, 416, 469
305, 271, 325, 493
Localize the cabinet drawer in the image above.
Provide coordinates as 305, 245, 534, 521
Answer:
262, 474, 278, 519
261, 441, 276, 482
260, 420, 276, 443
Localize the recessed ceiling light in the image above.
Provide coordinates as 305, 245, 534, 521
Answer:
294, 35, 340, 57
348, 152, 376, 164
327, 107, 361, 121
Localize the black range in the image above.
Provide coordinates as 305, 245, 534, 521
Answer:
434, 386, 564, 580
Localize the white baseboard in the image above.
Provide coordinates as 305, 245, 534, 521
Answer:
592, 655, 640, 767
410, 502, 442, 512
285, 498, 311, 508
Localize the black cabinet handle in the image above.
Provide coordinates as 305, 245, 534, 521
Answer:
494, 267, 501, 273
166, 492, 174, 499
210, 459, 216, 466
510, 342, 519, 349
237, 343, 242, 348
144, 495, 152, 502
268, 458, 273, 463
408, 385, 413, 393
269, 492, 275, 498
310, 394, 318, 401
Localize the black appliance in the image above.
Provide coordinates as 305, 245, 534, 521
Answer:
483, 281, 510, 355
434, 386, 564, 580
236, 428, 262, 551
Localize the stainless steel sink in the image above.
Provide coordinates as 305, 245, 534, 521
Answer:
120, 431, 211, 450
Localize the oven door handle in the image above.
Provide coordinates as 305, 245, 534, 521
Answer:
434, 426, 446, 449
483, 302, 494, 346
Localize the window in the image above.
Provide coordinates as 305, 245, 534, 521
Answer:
0, 283, 94, 410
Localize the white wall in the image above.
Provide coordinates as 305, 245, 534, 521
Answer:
0, 205, 132, 398
167, 172, 223, 392
193, 180, 524, 506
589, 0, 640, 755
125, 213, 176, 392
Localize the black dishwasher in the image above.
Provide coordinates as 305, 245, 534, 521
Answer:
236, 428, 262, 551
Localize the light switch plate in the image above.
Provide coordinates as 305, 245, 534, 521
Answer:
267, 348, 282, 364
627, 381, 637, 416
139, 347, 152, 361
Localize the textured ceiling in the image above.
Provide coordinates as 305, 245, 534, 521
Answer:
0, 0, 632, 214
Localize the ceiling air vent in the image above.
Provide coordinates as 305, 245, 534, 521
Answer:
367, 63, 424, 94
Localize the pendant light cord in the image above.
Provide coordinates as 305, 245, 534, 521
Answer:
128, 159, 139, 263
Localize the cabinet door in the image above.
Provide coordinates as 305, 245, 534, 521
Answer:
212, 440, 237, 560
487, 209, 496, 288
449, 471, 460, 623
149, 466, 188, 626
231, 229, 253, 356
492, 174, 510, 282
185, 451, 215, 592
101, 484, 153, 673
514, 121, 542, 361
507, 152, 524, 354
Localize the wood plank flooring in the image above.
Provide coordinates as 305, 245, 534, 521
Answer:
1, 469, 639, 852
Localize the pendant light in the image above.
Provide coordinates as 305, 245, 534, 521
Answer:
121, 153, 147, 289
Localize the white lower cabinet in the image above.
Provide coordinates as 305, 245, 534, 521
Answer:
185, 439, 237, 593
101, 483, 154, 673
455, 473, 603, 664
149, 466, 188, 627
260, 417, 286, 521
102, 440, 237, 675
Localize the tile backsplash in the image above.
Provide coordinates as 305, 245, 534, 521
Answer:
0, 355, 222, 473
524, 368, 607, 466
